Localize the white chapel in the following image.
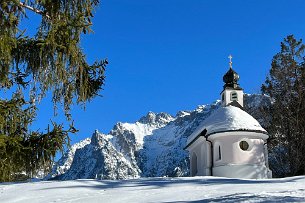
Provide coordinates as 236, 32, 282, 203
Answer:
185, 56, 272, 179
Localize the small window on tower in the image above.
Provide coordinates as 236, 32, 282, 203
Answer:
231, 92, 238, 101
222, 94, 224, 101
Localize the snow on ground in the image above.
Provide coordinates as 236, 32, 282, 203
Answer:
1, 176, 305, 203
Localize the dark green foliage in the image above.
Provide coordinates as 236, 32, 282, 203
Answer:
262, 35, 305, 177
0, 0, 106, 181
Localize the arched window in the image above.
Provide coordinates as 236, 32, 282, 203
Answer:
222, 93, 225, 102
218, 145, 222, 160
231, 91, 238, 101
215, 144, 222, 161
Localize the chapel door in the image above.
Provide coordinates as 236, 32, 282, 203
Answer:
191, 152, 198, 176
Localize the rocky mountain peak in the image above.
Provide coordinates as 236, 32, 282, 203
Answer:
91, 130, 103, 146
138, 111, 173, 125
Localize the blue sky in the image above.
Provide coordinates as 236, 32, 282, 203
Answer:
16, 1, 305, 145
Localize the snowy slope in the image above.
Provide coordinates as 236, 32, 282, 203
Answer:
49, 131, 141, 180
47, 94, 271, 180
1, 176, 305, 203
44, 138, 91, 180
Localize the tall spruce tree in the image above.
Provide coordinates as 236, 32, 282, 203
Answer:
262, 35, 305, 177
0, 0, 106, 181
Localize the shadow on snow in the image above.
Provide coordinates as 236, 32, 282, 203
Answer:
165, 191, 305, 203
37, 175, 305, 191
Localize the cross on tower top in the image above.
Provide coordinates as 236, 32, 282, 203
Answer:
228, 55, 233, 69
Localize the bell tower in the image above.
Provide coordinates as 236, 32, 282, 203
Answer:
221, 55, 243, 107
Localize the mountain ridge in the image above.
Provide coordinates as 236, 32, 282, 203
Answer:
46, 94, 270, 180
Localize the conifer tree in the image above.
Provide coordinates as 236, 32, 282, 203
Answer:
0, 0, 106, 181
262, 35, 305, 177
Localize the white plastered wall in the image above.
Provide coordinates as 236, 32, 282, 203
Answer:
209, 132, 271, 179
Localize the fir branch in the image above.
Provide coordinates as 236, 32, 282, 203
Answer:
19, 2, 50, 19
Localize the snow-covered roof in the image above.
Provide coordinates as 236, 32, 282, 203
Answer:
186, 105, 267, 146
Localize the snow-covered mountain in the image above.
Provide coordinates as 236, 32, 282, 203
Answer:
46, 94, 271, 180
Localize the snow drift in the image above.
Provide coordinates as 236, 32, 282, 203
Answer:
1, 176, 305, 203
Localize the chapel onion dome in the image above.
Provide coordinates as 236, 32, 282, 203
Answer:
222, 55, 242, 90
223, 67, 241, 89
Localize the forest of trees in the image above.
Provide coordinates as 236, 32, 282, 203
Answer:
0, 1, 106, 181
262, 35, 305, 177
